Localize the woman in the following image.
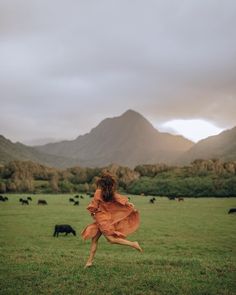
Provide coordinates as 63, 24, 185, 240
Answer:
81, 172, 142, 268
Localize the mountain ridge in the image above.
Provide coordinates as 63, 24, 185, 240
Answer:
1, 109, 235, 168
179, 126, 236, 163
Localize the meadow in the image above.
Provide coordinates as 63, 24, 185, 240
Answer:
0, 194, 235, 295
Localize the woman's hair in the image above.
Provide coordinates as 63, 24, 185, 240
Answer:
96, 172, 116, 202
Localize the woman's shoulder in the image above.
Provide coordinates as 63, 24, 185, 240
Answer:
114, 193, 128, 205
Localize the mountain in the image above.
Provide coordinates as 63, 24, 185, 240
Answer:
179, 126, 236, 164
2, 110, 235, 169
0, 135, 77, 168
35, 109, 193, 167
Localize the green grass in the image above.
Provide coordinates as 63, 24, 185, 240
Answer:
0, 194, 236, 295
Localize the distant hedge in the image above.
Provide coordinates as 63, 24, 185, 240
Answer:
0, 159, 236, 196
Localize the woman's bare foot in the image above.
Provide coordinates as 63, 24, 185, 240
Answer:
84, 261, 93, 269
133, 241, 143, 252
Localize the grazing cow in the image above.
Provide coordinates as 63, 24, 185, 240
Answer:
177, 197, 184, 202
228, 208, 236, 214
74, 201, 79, 206
19, 198, 23, 202
4, 196, 8, 201
74, 195, 79, 199
27, 197, 32, 201
38, 199, 47, 205
168, 196, 176, 200
21, 199, 29, 205
149, 198, 156, 204
0, 195, 5, 202
80, 195, 84, 199
53, 224, 76, 237
69, 198, 75, 202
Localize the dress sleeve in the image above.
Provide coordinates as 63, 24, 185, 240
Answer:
87, 190, 100, 214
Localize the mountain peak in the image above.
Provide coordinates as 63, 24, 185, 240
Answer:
120, 109, 146, 120
118, 109, 153, 128
121, 109, 140, 116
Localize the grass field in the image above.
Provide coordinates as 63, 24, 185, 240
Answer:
0, 194, 235, 295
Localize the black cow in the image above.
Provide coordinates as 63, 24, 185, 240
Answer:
19, 198, 23, 202
38, 199, 47, 205
168, 196, 176, 200
53, 224, 76, 237
0, 195, 5, 202
80, 195, 84, 199
27, 197, 32, 201
74, 195, 79, 199
69, 198, 75, 202
228, 208, 236, 214
21, 199, 29, 205
74, 201, 79, 206
149, 198, 156, 204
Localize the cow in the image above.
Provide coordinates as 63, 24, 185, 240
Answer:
21, 199, 29, 205
0, 195, 5, 202
149, 198, 156, 204
80, 195, 84, 199
228, 208, 236, 214
38, 199, 47, 205
19, 198, 23, 202
69, 198, 75, 202
74, 195, 79, 199
74, 201, 79, 206
53, 224, 76, 237
27, 197, 32, 201
177, 197, 184, 202
168, 196, 176, 200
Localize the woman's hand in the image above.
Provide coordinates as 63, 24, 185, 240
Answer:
127, 202, 134, 208
127, 202, 138, 212
91, 212, 96, 219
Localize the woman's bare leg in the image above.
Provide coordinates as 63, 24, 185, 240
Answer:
105, 236, 143, 252
84, 230, 102, 268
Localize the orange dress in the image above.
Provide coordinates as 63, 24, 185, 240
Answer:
81, 189, 140, 240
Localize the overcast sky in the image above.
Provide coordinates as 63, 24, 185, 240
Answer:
0, 0, 236, 144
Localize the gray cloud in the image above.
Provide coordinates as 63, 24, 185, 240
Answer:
0, 0, 236, 143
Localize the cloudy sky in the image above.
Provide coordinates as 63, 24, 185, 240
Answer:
0, 0, 236, 144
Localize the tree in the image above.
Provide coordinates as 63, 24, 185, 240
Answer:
50, 175, 59, 192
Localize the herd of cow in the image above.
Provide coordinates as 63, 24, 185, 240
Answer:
0, 193, 236, 215
18, 197, 48, 205
69, 195, 85, 206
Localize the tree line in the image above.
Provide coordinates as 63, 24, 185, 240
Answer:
0, 159, 235, 197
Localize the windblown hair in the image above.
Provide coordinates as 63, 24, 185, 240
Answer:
96, 172, 116, 202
